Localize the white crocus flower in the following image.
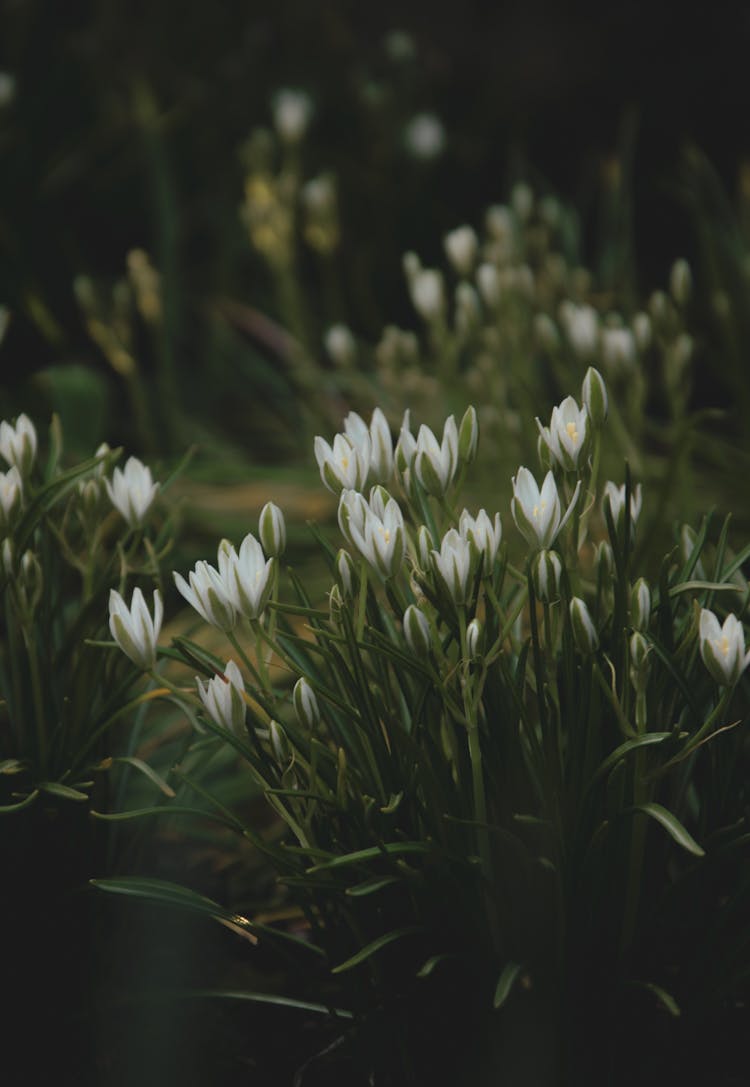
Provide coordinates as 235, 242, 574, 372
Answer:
538, 396, 590, 471
108, 587, 163, 670
314, 432, 370, 494
415, 416, 458, 497
340, 489, 405, 579
105, 456, 159, 528
603, 481, 642, 535
459, 508, 502, 571
432, 528, 472, 605
0, 413, 37, 477
699, 610, 750, 687
173, 560, 237, 631
511, 467, 581, 550
197, 660, 246, 735
0, 465, 22, 526
220, 533, 274, 621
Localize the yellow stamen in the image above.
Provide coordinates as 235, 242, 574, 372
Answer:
566, 421, 579, 444
717, 635, 730, 658
532, 501, 547, 520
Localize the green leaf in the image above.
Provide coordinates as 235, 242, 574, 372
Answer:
587, 733, 673, 791
307, 841, 432, 874
345, 876, 400, 898
0, 789, 39, 813
108, 756, 176, 797
38, 781, 90, 801
493, 961, 526, 1009
630, 802, 705, 857
331, 926, 422, 974
416, 953, 455, 978
631, 980, 681, 1017
168, 988, 353, 1019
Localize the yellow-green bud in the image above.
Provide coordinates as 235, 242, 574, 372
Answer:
259, 501, 286, 557
458, 405, 479, 466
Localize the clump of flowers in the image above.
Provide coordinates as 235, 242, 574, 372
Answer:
99, 369, 750, 1083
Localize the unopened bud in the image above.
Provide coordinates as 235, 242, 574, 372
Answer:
670, 259, 692, 306
293, 677, 319, 729
444, 225, 478, 277
269, 720, 290, 765
410, 268, 444, 322
476, 263, 501, 308
581, 366, 608, 427
629, 631, 651, 691
336, 549, 357, 597
532, 549, 563, 602
466, 617, 482, 658
595, 540, 615, 578
417, 524, 434, 569
569, 597, 599, 654
1, 536, 13, 575
680, 524, 706, 579
403, 604, 431, 658
630, 578, 651, 631
259, 501, 286, 557
324, 324, 357, 368
329, 582, 344, 624
458, 405, 479, 466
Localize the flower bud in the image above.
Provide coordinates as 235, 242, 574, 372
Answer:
581, 367, 608, 427
410, 269, 444, 323
0, 466, 22, 528
630, 578, 651, 632
443, 225, 478, 277
293, 677, 319, 728
458, 405, 479, 466
569, 596, 599, 654
269, 719, 290, 765
416, 524, 433, 569
403, 604, 431, 658
466, 617, 482, 658
680, 524, 706, 579
20, 549, 43, 612
476, 263, 501, 308
532, 549, 563, 602
324, 324, 357, 368
0, 414, 37, 478
629, 631, 651, 692
259, 501, 286, 557
329, 582, 344, 625
336, 548, 357, 597
1, 536, 14, 575
272, 88, 313, 143
670, 258, 692, 306
632, 312, 651, 351
595, 539, 615, 578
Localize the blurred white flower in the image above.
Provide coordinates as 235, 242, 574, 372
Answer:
324, 324, 357, 368
559, 302, 598, 359
105, 456, 159, 528
699, 609, 750, 687
272, 88, 313, 142
404, 112, 446, 160
603, 481, 642, 535
0, 413, 37, 477
476, 263, 501, 308
0, 465, 22, 526
197, 660, 246, 735
511, 467, 580, 550
444, 225, 478, 276
601, 326, 636, 374
108, 587, 163, 670
409, 268, 445, 322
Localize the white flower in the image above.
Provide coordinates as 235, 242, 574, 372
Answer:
459, 508, 502, 571
197, 660, 246, 735
108, 587, 163, 670
324, 324, 357, 368
415, 416, 458, 497
443, 225, 478, 276
476, 262, 501, 308
432, 528, 472, 605
511, 467, 581, 550
699, 609, 750, 686
0, 465, 22, 526
272, 88, 313, 142
0, 413, 37, 477
314, 432, 370, 494
220, 533, 274, 620
603, 481, 642, 535
410, 268, 445, 322
344, 409, 393, 485
536, 396, 589, 471
404, 112, 446, 159
559, 302, 598, 359
173, 560, 237, 631
105, 456, 159, 528
338, 488, 405, 579
259, 501, 286, 557
601, 327, 636, 374
293, 677, 320, 728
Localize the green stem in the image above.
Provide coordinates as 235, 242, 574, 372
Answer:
24, 630, 48, 776
227, 630, 263, 689
355, 560, 369, 641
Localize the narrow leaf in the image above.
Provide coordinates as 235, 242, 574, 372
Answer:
38, 781, 89, 801
493, 961, 526, 1009
630, 802, 705, 856
331, 926, 421, 974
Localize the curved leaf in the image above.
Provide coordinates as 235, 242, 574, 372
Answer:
630, 802, 705, 857
493, 961, 526, 1009
331, 925, 422, 974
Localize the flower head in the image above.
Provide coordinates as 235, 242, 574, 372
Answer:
173, 560, 237, 631
219, 533, 274, 621
699, 609, 750, 687
537, 396, 590, 471
0, 414, 37, 477
415, 416, 458, 497
314, 432, 370, 494
105, 456, 159, 528
432, 528, 472, 605
338, 488, 405, 579
459, 508, 502, 572
511, 467, 580, 550
603, 481, 642, 537
108, 587, 163, 670
0, 465, 22, 527
197, 660, 246, 735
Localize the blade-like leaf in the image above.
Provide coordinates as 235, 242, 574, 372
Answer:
332, 926, 422, 974
630, 802, 705, 857
493, 961, 526, 1009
